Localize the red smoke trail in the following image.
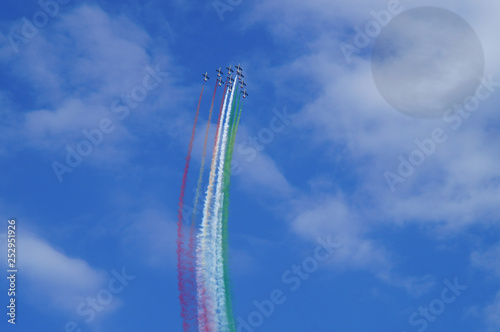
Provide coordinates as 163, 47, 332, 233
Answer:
190, 81, 220, 227
197, 77, 229, 332
177, 83, 205, 332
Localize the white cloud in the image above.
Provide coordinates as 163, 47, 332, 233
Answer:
233, 141, 296, 197
242, 0, 500, 232
470, 244, 500, 331
120, 208, 177, 267
0, 5, 186, 169
23, 97, 135, 166
1, 232, 107, 312
371, 7, 484, 118
471, 243, 500, 277
25, 99, 120, 141
2, 5, 153, 99
290, 194, 386, 270
484, 292, 500, 331
226, 2, 500, 304
282, 53, 500, 231
244, 0, 390, 36
289, 194, 436, 295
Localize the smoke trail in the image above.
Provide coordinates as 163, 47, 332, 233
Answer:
190, 80, 221, 227
183, 79, 222, 332
229, 90, 242, 144
174, 69, 245, 332
212, 81, 238, 330
221, 93, 244, 332
197, 79, 232, 332
177, 83, 205, 332
197, 79, 228, 332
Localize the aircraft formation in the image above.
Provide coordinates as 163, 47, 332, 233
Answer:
204, 64, 248, 98
177, 64, 249, 332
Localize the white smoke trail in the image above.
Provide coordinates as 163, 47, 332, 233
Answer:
211, 79, 238, 330
196, 79, 233, 331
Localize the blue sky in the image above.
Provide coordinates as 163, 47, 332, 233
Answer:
0, 0, 499, 331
